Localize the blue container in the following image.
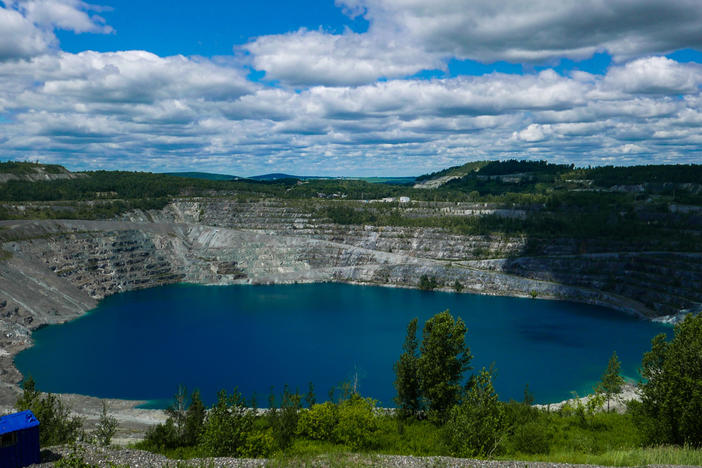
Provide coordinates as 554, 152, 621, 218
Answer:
0, 410, 40, 468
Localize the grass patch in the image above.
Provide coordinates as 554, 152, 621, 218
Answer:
510, 446, 702, 466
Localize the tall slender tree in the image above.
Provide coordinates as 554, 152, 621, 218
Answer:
183, 390, 206, 446
597, 351, 624, 412
394, 317, 421, 417
417, 310, 472, 422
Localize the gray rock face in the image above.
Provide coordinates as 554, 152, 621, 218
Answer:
0, 166, 83, 184
0, 199, 700, 404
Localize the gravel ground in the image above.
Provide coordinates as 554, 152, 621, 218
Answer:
31, 444, 698, 468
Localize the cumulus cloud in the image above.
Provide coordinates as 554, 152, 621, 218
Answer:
39, 51, 254, 103
0, 5, 52, 60
336, 0, 702, 62
246, 0, 702, 86
244, 29, 441, 87
2, 49, 702, 174
603, 56, 702, 95
0, 0, 112, 61
14, 0, 112, 33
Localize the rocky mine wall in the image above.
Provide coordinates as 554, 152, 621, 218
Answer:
0, 215, 655, 401
0, 198, 701, 402
128, 199, 702, 318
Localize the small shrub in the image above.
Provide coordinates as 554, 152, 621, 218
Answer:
200, 389, 257, 457
333, 395, 379, 450
418, 275, 439, 291
270, 386, 302, 450
297, 402, 338, 441
91, 402, 117, 446
445, 367, 505, 458
55, 443, 95, 468
143, 419, 180, 450
509, 421, 552, 454
242, 429, 275, 458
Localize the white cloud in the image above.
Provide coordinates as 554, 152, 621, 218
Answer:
335, 0, 702, 63
244, 29, 441, 87
0, 0, 112, 61
603, 56, 702, 95
16, 0, 112, 33
0, 5, 52, 60
39, 51, 254, 103
246, 0, 702, 87
514, 124, 549, 142
1, 50, 702, 175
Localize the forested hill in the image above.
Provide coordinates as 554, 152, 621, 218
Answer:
2, 159, 702, 201
0, 158, 700, 322
0, 161, 81, 183
416, 159, 702, 190
1, 160, 701, 236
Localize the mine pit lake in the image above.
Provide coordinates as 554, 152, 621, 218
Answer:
15, 283, 670, 408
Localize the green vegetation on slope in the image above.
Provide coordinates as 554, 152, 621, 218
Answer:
0, 161, 66, 175
1, 159, 700, 253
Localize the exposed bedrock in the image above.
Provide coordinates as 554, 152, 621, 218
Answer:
0, 198, 700, 402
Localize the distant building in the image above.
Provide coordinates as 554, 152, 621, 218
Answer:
399, 196, 411, 203
0, 410, 40, 468
382, 197, 395, 203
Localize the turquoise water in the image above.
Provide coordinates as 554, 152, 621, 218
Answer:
15, 283, 669, 408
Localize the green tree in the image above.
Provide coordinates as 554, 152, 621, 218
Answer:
418, 275, 439, 291
143, 388, 205, 449
270, 385, 302, 450
523, 383, 535, 406
333, 394, 379, 450
15, 377, 83, 446
183, 390, 205, 446
394, 317, 422, 418
200, 389, 256, 457
418, 310, 472, 422
445, 366, 505, 457
596, 351, 624, 411
92, 402, 117, 446
637, 313, 702, 446
305, 382, 316, 408
297, 401, 338, 441
165, 385, 188, 438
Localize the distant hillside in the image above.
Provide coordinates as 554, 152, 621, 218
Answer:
354, 177, 416, 185
250, 174, 415, 184
415, 160, 575, 189
0, 161, 81, 183
164, 172, 241, 181
414, 161, 490, 188
249, 173, 304, 181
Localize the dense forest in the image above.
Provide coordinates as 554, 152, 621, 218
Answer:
1, 159, 701, 252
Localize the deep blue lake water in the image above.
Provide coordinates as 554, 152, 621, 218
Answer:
15, 283, 669, 408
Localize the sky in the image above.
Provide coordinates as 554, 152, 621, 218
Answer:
1, 1, 702, 176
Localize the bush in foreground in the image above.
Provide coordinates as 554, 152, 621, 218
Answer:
636, 313, 702, 446
15, 377, 83, 446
